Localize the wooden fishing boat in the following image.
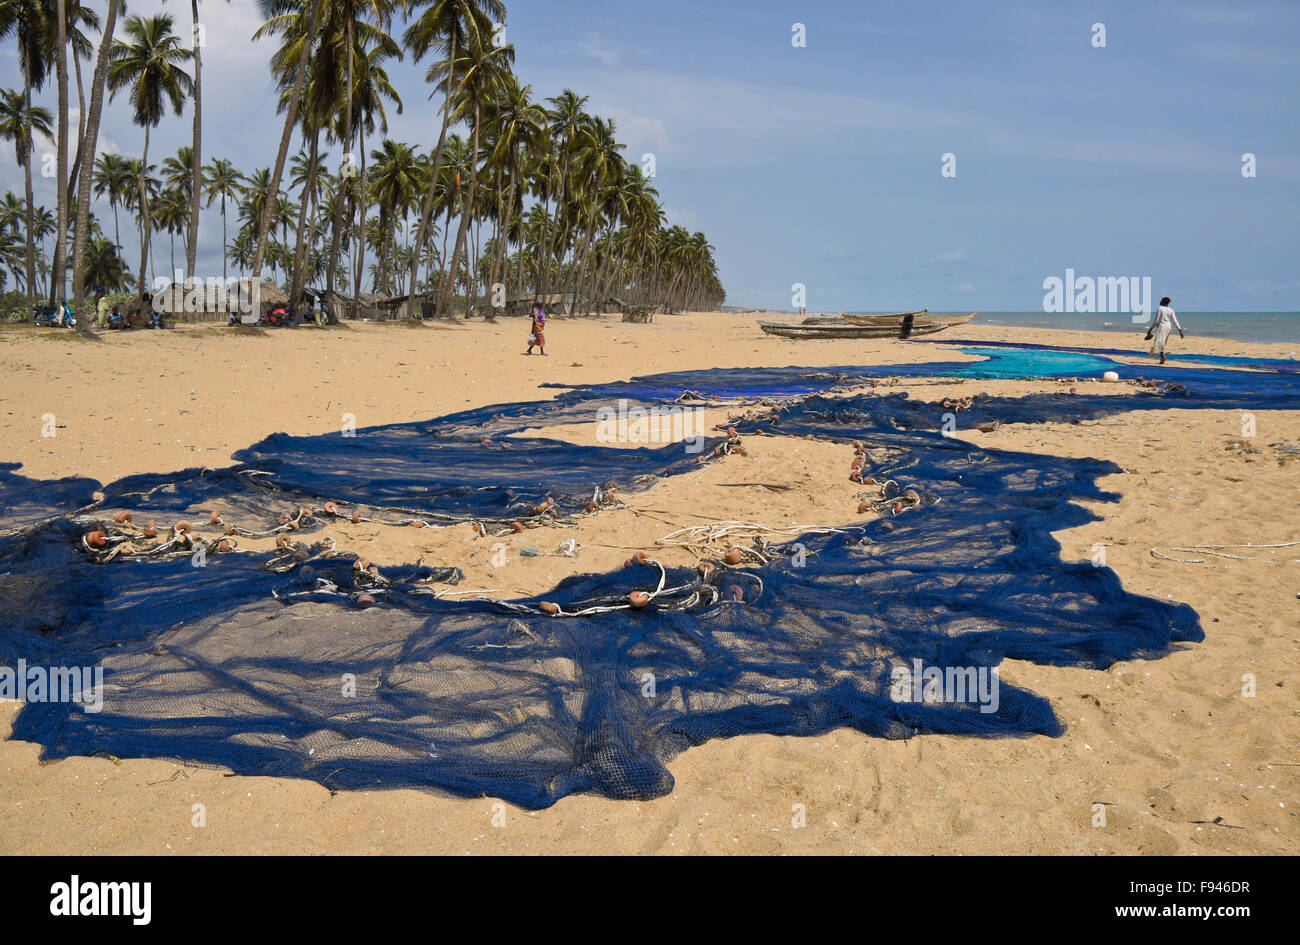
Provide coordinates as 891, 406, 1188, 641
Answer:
840, 310, 978, 328
836, 308, 927, 325
758, 320, 954, 339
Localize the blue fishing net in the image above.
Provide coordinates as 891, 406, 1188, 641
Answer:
924, 337, 1300, 373
2, 349, 1295, 807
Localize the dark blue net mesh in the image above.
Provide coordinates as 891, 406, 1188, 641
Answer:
2, 348, 1295, 807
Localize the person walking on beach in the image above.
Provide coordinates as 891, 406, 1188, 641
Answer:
94, 290, 110, 329
526, 301, 547, 355
1145, 296, 1184, 365
313, 294, 325, 327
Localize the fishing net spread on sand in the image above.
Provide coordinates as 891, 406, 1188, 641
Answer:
1, 348, 1295, 807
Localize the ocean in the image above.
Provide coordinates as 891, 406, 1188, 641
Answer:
845, 311, 1300, 347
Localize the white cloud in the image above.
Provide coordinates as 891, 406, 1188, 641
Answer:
936, 249, 966, 264
953, 282, 975, 292
581, 33, 622, 68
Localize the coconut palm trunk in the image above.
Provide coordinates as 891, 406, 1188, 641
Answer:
325, 18, 354, 308
289, 126, 320, 310
135, 125, 152, 297
406, 33, 456, 319
185, 0, 202, 281
51, 0, 70, 307
71, 0, 121, 331
21, 82, 35, 306
438, 95, 482, 320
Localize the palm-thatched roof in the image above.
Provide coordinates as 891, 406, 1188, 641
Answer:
228, 278, 288, 308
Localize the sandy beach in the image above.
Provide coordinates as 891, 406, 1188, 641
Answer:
1, 313, 1295, 855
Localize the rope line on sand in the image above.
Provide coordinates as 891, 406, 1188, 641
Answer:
1150, 539, 1300, 563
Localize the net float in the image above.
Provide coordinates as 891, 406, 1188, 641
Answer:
627, 591, 650, 609
697, 561, 716, 578
409, 520, 426, 528
857, 501, 871, 514
224, 524, 235, 536
723, 547, 744, 566
624, 551, 649, 568
472, 521, 486, 536
356, 594, 376, 607
143, 520, 159, 538
278, 512, 291, 526
726, 586, 745, 602
892, 501, 904, 515
539, 601, 560, 615
726, 427, 737, 436
368, 565, 380, 574
117, 544, 134, 556
113, 511, 132, 524
175, 521, 192, 534
209, 510, 221, 524
862, 475, 878, 486
354, 558, 370, 571
903, 490, 920, 503
276, 534, 293, 548
850, 458, 862, 470
85, 530, 108, 548
585, 502, 598, 513
217, 539, 232, 553
324, 502, 338, 515
850, 472, 863, 483
510, 521, 524, 533
351, 511, 362, 524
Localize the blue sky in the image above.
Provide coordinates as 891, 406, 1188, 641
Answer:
3, 0, 1297, 310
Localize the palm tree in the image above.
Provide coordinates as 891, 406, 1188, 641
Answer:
482, 72, 544, 308
0, 0, 53, 307
175, 0, 231, 282
71, 0, 122, 332
92, 151, 134, 252
203, 157, 244, 282
368, 137, 420, 294
153, 186, 189, 276
107, 13, 193, 300
0, 89, 53, 281
403, 0, 506, 317
431, 20, 513, 318
83, 234, 132, 291
251, 0, 386, 302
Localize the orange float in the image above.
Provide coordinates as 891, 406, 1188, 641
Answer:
627, 591, 650, 608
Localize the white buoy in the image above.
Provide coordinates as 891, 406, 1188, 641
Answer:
1102, 370, 1120, 383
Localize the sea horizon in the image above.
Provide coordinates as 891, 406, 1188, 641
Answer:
828, 311, 1300, 346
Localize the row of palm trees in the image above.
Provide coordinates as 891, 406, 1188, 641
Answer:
0, 0, 724, 327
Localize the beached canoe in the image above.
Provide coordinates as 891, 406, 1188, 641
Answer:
840, 310, 978, 328
836, 308, 928, 325
758, 320, 953, 339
